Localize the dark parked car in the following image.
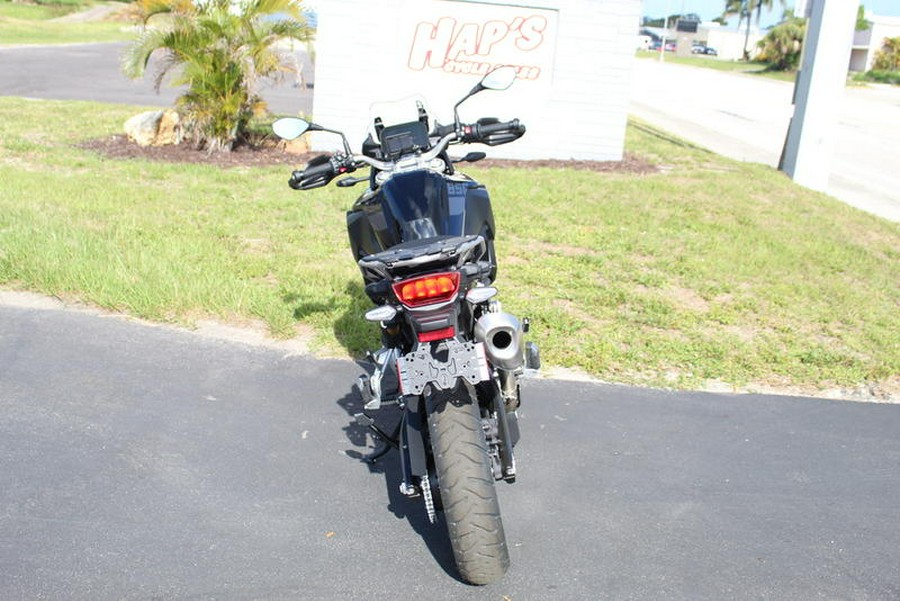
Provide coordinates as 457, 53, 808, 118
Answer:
691, 44, 718, 56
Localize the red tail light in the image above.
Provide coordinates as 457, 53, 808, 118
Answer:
392, 272, 460, 308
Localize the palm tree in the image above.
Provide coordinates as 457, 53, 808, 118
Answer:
724, 0, 747, 31
123, 0, 314, 152
723, 0, 784, 60
756, 16, 805, 70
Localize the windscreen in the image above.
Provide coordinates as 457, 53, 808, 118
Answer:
367, 95, 431, 132
366, 95, 436, 158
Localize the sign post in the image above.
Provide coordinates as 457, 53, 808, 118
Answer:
779, 0, 859, 191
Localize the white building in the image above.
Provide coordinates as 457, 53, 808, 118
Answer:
311, 0, 642, 161
698, 22, 763, 61
849, 12, 900, 72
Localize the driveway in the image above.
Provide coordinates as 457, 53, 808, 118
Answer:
2, 298, 899, 599
630, 59, 900, 222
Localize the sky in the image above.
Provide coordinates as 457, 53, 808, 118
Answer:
641, 0, 900, 29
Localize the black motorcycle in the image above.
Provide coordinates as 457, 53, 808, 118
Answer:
273, 66, 539, 585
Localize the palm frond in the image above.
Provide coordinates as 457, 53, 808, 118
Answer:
122, 26, 175, 78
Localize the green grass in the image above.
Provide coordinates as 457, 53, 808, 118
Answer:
636, 50, 797, 83
0, 0, 134, 45
0, 0, 90, 20
1, 97, 898, 395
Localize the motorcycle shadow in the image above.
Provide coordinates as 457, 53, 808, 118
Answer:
282, 280, 379, 358
336, 381, 463, 583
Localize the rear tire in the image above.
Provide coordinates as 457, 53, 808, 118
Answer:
428, 389, 509, 585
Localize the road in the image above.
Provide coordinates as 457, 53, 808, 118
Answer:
630, 59, 900, 222
0, 42, 314, 115
2, 298, 900, 599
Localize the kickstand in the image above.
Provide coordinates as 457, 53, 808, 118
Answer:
364, 440, 394, 463
355, 413, 401, 464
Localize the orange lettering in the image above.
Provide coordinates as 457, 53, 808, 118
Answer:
515, 15, 546, 51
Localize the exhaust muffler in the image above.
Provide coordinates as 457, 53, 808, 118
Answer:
474, 312, 525, 371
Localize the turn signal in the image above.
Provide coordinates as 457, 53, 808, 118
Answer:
392, 272, 460, 308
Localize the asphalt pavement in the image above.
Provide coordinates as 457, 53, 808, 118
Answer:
0, 42, 313, 115
2, 300, 899, 600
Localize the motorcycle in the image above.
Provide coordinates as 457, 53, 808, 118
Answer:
272, 66, 539, 585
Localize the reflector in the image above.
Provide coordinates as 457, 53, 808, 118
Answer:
417, 326, 456, 343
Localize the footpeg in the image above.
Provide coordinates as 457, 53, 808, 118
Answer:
399, 481, 419, 497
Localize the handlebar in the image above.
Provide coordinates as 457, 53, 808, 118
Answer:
433, 123, 457, 138
460, 118, 525, 146
287, 117, 525, 190
289, 154, 358, 190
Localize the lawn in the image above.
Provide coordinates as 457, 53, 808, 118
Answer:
0, 0, 134, 45
0, 0, 89, 20
1, 97, 898, 397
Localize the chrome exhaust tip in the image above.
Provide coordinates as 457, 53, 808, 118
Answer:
474, 312, 525, 371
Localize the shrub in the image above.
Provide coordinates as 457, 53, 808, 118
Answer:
756, 17, 805, 71
859, 70, 900, 85
871, 37, 900, 72
123, 0, 314, 152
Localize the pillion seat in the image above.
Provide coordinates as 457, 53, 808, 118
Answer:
357, 235, 491, 300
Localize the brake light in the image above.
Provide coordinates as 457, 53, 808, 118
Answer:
392, 272, 460, 308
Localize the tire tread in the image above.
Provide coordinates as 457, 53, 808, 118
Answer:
428, 393, 509, 585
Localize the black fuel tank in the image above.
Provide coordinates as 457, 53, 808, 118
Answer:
346, 170, 496, 269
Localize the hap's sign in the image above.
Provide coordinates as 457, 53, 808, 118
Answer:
313, 0, 640, 161
406, 9, 555, 81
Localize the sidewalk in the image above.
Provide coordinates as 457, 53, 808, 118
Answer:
630, 58, 900, 222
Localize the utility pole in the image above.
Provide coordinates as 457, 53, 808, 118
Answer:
659, 0, 671, 62
779, 0, 859, 192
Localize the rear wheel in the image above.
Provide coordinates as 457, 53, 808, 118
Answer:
428, 389, 509, 585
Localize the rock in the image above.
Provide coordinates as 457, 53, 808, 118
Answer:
284, 136, 310, 154
124, 109, 182, 147
155, 109, 182, 146
124, 111, 161, 147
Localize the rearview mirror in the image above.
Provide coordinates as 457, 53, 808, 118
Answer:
480, 66, 517, 91
454, 66, 518, 128
273, 117, 311, 141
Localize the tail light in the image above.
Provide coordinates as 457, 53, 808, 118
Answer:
392, 272, 460, 308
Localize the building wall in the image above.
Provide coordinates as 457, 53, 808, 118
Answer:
702, 26, 763, 61
848, 48, 869, 72
312, 0, 641, 161
849, 14, 900, 72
